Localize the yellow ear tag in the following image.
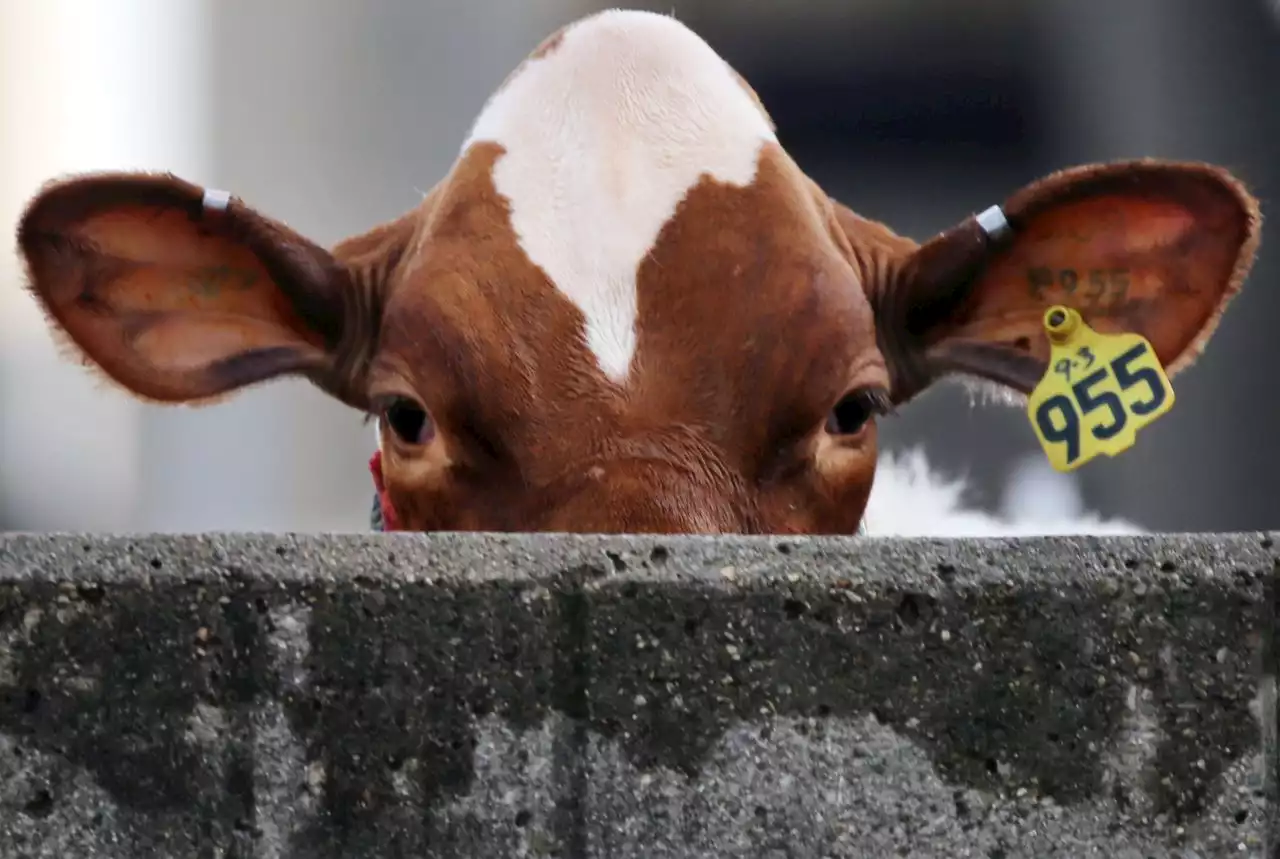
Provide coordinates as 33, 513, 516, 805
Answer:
1026, 306, 1175, 472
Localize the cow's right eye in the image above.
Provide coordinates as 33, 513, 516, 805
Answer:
382, 397, 435, 446
825, 386, 893, 437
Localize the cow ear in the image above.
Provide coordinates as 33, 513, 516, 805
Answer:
864, 160, 1261, 405
17, 172, 398, 410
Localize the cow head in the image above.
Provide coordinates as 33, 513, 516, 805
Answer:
16, 10, 1260, 534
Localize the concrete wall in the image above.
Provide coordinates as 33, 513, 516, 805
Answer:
0, 533, 1274, 857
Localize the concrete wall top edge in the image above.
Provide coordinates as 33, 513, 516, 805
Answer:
1, 531, 1276, 590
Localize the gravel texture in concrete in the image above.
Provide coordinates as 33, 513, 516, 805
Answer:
0, 531, 1274, 858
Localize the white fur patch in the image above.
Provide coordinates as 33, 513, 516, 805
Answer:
462, 9, 777, 382
863, 447, 1143, 537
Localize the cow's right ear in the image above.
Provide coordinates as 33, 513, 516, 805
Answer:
837, 159, 1260, 405
17, 172, 402, 410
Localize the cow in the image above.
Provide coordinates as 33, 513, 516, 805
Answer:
14, 9, 1260, 536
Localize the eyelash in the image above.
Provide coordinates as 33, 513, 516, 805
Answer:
826, 386, 894, 436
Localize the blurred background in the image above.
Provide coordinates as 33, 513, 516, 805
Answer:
2, 0, 1278, 534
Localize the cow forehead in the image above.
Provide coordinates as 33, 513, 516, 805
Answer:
457, 9, 780, 383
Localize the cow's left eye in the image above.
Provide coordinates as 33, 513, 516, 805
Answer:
825, 387, 892, 436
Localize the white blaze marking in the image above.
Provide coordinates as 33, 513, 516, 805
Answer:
462, 9, 777, 382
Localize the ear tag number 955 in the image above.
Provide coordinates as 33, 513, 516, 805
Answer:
1026, 306, 1175, 472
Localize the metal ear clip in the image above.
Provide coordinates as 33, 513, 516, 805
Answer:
202, 188, 231, 213
975, 204, 1011, 242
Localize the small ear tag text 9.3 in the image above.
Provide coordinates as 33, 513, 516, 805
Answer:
1026, 306, 1175, 472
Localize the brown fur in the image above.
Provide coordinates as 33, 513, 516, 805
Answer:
13, 20, 1262, 536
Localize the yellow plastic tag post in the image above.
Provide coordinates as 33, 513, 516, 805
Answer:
1026, 305, 1175, 472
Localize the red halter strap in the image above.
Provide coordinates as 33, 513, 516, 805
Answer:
368, 450, 402, 532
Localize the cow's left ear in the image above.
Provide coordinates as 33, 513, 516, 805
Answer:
857, 160, 1261, 405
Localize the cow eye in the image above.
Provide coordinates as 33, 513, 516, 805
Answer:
825, 387, 892, 436
381, 397, 434, 445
